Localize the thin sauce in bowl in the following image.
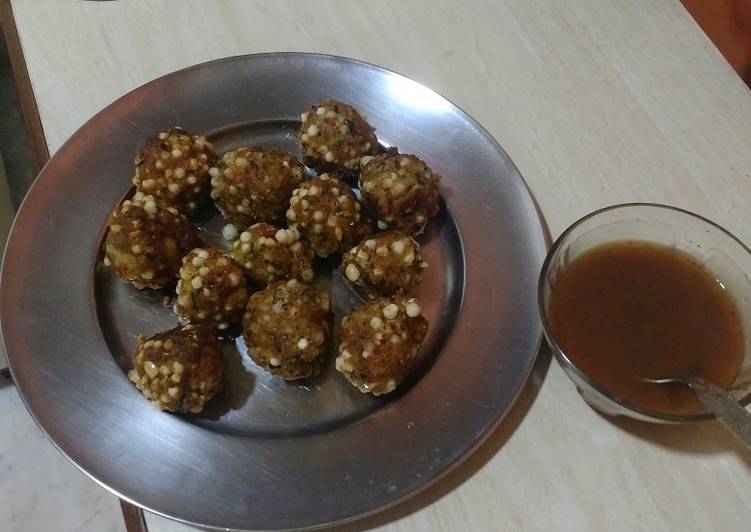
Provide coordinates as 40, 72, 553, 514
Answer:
549, 241, 744, 415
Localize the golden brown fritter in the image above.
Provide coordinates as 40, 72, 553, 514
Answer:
211, 147, 305, 227
340, 230, 427, 299
359, 152, 440, 236
230, 223, 315, 287
173, 247, 249, 330
128, 324, 224, 413
299, 100, 378, 173
286, 174, 371, 257
243, 279, 331, 380
337, 293, 428, 395
104, 191, 201, 289
133, 128, 217, 216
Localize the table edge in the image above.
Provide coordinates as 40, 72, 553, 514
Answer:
1, 0, 49, 168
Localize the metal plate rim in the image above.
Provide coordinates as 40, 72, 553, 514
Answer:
1, 52, 547, 530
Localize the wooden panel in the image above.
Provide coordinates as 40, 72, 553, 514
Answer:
0, 0, 49, 168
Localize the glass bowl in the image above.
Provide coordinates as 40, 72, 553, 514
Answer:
539, 203, 751, 422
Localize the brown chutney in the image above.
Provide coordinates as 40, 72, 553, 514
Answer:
548, 241, 744, 415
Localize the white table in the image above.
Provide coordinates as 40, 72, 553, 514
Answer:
4, 1, 751, 531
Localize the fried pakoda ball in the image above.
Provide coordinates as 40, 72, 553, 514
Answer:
128, 324, 224, 413
104, 191, 201, 289
243, 279, 331, 380
173, 247, 249, 330
336, 294, 428, 395
340, 230, 427, 299
299, 100, 378, 173
359, 152, 440, 236
210, 147, 305, 227
133, 128, 217, 216
230, 223, 315, 287
286, 174, 371, 257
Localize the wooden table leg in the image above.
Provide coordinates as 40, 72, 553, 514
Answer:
120, 499, 149, 532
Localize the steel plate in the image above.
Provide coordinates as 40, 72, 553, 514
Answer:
1, 53, 546, 531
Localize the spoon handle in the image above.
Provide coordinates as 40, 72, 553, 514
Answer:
687, 379, 751, 448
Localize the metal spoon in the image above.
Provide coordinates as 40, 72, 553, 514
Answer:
643, 373, 751, 447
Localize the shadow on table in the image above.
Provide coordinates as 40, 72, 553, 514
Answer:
329, 343, 552, 532
605, 413, 751, 470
